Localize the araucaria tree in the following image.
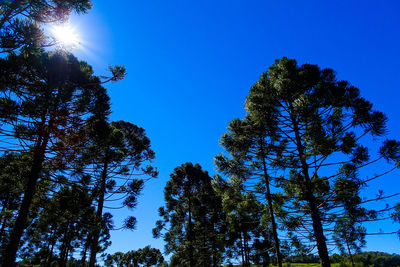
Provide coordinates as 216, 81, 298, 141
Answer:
153, 163, 224, 267
215, 115, 284, 267
105, 246, 165, 267
213, 177, 269, 266
0, 48, 111, 265
242, 57, 400, 266
21, 180, 101, 266
84, 120, 158, 267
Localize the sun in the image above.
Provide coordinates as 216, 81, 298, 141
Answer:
51, 23, 81, 49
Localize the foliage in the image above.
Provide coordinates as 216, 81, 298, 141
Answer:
0, 47, 112, 265
153, 163, 224, 267
105, 246, 165, 267
241, 57, 400, 266
0, 0, 92, 52
19, 179, 112, 266
216, 114, 285, 267
213, 176, 272, 267
82, 119, 158, 266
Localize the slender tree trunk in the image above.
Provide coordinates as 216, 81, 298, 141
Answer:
243, 232, 248, 267
306, 193, 330, 267
3, 122, 50, 266
89, 156, 109, 267
240, 231, 250, 267
47, 238, 55, 267
45, 228, 55, 267
81, 236, 90, 265
346, 240, 355, 267
202, 225, 207, 267
81, 247, 87, 265
260, 138, 283, 267
240, 232, 245, 267
212, 239, 217, 267
187, 192, 194, 267
244, 234, 251, 267
289, 104, 331, 267
211, 220, 218, 267
263, 251, 270, 267
59, 221, 71, 267
0, 205, 8, 243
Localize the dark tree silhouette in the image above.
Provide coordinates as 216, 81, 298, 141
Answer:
105, 246, 165, 267
84, 120, 157, 267
215, 115, 284, 267
241, 57, 400, 266
153, 163, 224, 267
0, 48, 112, 265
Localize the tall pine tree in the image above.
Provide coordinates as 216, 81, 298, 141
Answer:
0, 48, 113, 265
244, 57, 400, 266
153, 163, 224, 267
83, 120, 157, 267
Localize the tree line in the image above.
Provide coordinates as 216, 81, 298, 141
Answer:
1, 1, 400, 267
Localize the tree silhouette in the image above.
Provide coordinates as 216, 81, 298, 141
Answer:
83, 120, 157, 267
214, 178, 267, 266
153, 163, 224, 267
215, 115, 284, 266
105, 246, 165, 267
242, 57, 400, 266
0, 48, 112, 265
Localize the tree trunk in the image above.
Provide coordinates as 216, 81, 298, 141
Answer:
240, 232, 245, 267
306, 192, 331, 267
260, 138, 283, 267
244, 234, 251, 267
211, 220, 218, 267
346, 240, 355, 267
45, 228, 55, 267
81, 236, 90, 265
243, 232, 248, 267
47, 238, 55, 267
187, 191, 194, 267
211, 238, 217, 267
89, 156, 109, 267
3, 124, 50, 266
59, 221, 71, 267
202, 224, 207, 267
0, 205, 8, 244
289, 104, 331, 267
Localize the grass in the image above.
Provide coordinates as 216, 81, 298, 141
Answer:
226, 264, 374, 267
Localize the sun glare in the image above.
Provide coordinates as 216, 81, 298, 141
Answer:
51, 24, 81, 49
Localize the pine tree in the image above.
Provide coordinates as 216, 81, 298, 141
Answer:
0, 151, 51, 259
332, 217, 365, 267
105, 246, 165, 267
215, 115, 284, 266
83, 120, 157, 267
0, 153, 30, 249
0, 48, 113, 265
136, 246, 165, 266
22, 178, 103, 267
212, 176, 266, 266
244, 57, 400, 266
153, 163, 224, 267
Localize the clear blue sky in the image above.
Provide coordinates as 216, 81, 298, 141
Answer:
70, 0, 400, 257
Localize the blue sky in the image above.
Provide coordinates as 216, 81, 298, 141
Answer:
69, 0, 400, 256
